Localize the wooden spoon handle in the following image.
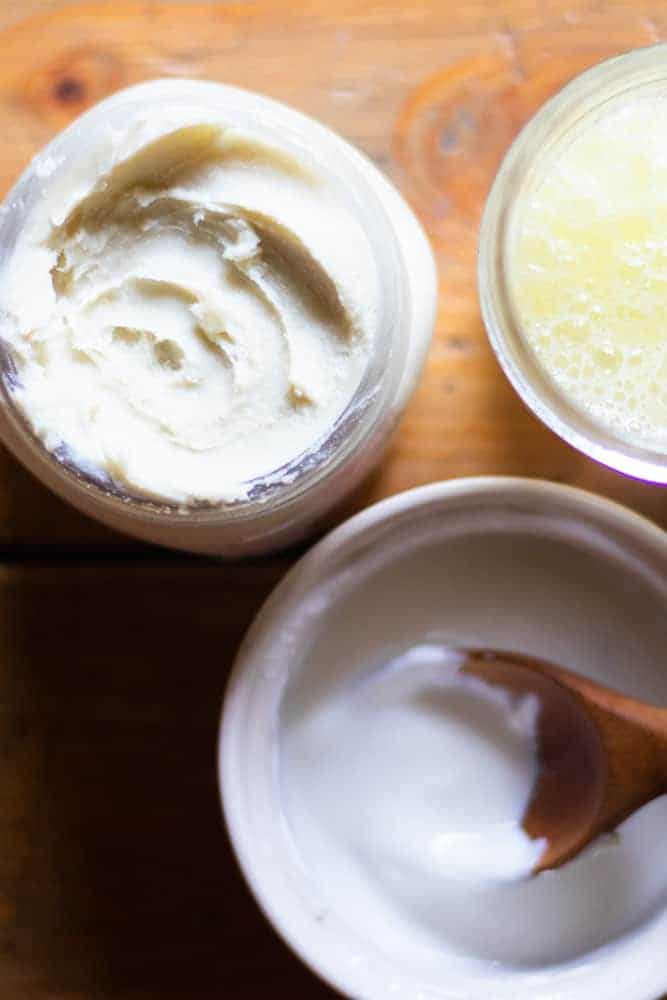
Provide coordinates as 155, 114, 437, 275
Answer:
539, 666, 667, 824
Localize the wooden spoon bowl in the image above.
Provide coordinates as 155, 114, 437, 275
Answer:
464, 651, 667, 873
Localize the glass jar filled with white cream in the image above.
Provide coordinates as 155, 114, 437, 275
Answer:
0, 79, 435, 555
479, 45, 667, 484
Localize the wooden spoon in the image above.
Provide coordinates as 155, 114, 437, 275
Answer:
463, 650, 667, 874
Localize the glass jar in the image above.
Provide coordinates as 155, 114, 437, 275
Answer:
479, 44, 667, 485
0, 79, 436, 556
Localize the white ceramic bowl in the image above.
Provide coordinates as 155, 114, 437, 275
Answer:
219, 477, 667, 999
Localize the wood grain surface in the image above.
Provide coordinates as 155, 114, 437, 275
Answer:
0, 2, 664, 998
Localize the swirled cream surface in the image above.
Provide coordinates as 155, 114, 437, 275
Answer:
0, 113, 376, 503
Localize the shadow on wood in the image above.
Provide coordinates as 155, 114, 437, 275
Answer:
0, 562, 332, 998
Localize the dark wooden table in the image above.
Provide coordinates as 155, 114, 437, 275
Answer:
0, 2, 665, 997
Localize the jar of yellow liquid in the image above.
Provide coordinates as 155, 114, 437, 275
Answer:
479, 45, 667, 484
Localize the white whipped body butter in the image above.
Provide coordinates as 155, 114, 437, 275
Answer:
4, 115, 374, 503
0, 80, 436, 553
